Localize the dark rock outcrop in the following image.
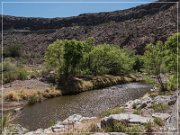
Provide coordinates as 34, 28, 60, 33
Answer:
1, 0, 179, 64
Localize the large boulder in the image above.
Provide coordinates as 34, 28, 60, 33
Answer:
63, 114, 83, 124
101, 113, 154, 128
152, 113, 170, 120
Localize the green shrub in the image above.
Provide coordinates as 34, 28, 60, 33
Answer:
104, 121, 127, 132
28, 96, 42, 105
154, 118, 164, 126
100, 107, 125, 118
132, 103, 137, 109
4, 43, 22, 58
133, 110, 141, 115
16, 68, 28, 80
144, 122, 154, 133
152, 103, 169, 112
126, 125, 142, 135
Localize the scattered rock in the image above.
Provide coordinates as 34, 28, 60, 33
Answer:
152, 113, 170, 120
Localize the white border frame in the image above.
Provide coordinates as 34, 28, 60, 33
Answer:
1, 1, 179, 134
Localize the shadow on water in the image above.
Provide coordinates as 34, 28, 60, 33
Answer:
15, 82, 152, 130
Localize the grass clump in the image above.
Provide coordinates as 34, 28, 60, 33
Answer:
103, 120, 143, 134
100, 107, 125, 118
126, 125, 143, 135
4, 88, 61, 103
133, 110, 141, 115
154, 118, 164, 126
152, 103, 169, 112
104, 121, 127, 132
144, 122, 154, 133
0, 113, 17, 133
28, 95, 42, 105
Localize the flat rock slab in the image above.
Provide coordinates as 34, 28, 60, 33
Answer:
101, 113, 154, 127
152, 113, 170, 120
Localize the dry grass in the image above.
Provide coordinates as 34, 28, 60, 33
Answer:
4, 88, 61, 102
76, 74, 140, 93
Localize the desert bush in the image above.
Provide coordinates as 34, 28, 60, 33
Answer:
100, 107, 125, 118
16, 68, 28, 80
154, 117, 164, 126
104, 121, 127, 132
0, 113, 17, 133
3, 43, 23, 58
88, 45, 135, 75
152, 103, 169, 112
4, 91, 20, 101
126, 125, 142, 135
133, 110, 141, 115
28, 95, 42, 105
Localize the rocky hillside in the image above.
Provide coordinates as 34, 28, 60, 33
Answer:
1, 0, 179, 64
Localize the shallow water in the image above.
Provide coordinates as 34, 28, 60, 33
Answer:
15, 82, 152, 130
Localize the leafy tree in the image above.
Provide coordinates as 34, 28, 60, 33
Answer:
133, 55, 144, 72
44, 40, 64, 75
63, 40, 84, 76
164, 33, 180, 90
88, 44, 135, 75
44, 39, 85, 77
143, 41, 166, 91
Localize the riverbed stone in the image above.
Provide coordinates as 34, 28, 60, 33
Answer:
152, 113, 170, 120
101, 113, 154, 128
63, 114, 82, 124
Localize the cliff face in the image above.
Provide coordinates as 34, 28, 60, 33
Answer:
1, 0, 179, 64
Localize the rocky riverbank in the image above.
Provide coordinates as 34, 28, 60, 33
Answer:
5, 88, 179, 135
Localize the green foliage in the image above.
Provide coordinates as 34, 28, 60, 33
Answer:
28, 95, 42, 105
64, 40, 84, 75
126, 125, 142, 135
154, 117, 164, 126
100, 107, 125, 118
44, 39, 135, 79
143, 33, 180, 90
104, 121, 127, 132
0, 58, 28, 83
164, 33, 180, 89
0, 113, 16, 133
143, 41, 165, 75
4, 43, 22, 58
133, 110, 141, 115
88, 45, 135, 75
133, 55, 144, 72
16, 68, 28, 80
44, 40, 64, 75
143, 41, 166, 91
152, 103, 169, 112
45, 39, 86, 77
